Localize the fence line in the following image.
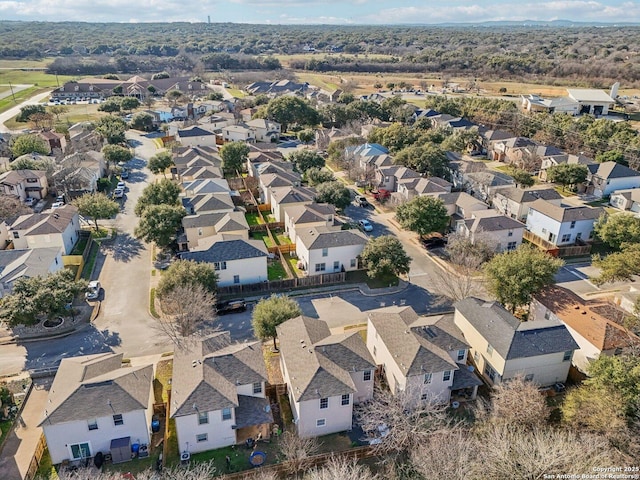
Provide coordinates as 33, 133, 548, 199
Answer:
23, 433, 46, 480
217, 272, 346, 297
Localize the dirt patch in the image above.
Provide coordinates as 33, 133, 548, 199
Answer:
262, 343, 283, 385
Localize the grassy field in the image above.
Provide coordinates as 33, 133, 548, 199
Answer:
0, 85, 9, 95
3, 102, 109, 129
0, 86, 45, 114
0, 69, 75, 88
0, 58, 53, 69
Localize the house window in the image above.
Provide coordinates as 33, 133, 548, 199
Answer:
570, 221, 576, 229
486, 344, 494, 356
506, 241, 517, 251
507, 229, 513, 237
196, 433, 208, 443
443, 370, 451, 382
320, 398, 328, 409
333, 261, 340, 271
588, 230, 594, 239
544, 310, 551, 320
372, 346, 377, 357
457, 350, 465, 361
87, 419, 98, 431
484, 363, 499, 383
341, 394, 350, 406
222, 408, 232, 421
563, 350, 572, 362
474, 351, 480, 363
233, 275, 240, 284
350, 258, 356, 268
321, 248, 328, 257
316, 419, 326, 427
214, 261, 227, 271
113, 414, 124, 426
541, 228, 547, 234
576, 232, 582, 241
424, 373, 432, 384
524, 374, 534, 382
363, 370, 372, 382
70, 443, 91, 460
12, 232, 19, 239
198, 411, 209, 425
561, 234, 571, 243
253, 382, 262, 394
315, 263, 326, 272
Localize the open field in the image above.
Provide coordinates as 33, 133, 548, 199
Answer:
273, 52, 396, 68
3, 102, 108, 129
0, 86, 46, 114
0, 86, 10, 95
0, 58, 53, 69
0, 69, 74, 88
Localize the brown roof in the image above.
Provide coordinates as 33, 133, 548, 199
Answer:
0, 169, 47, 185
534, 285, 640, 351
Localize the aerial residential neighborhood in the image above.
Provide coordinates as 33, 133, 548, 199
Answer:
0, 14, 639, 480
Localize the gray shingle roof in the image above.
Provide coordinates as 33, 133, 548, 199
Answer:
235, 395, 273, 429
285, 203, 336, 225
39, 353, 153, 426
528, 199, 603, 223
180, 235, 267, 263
177, 126, 216, 138
297, 226, 368, 250
0, 247, 62, 285
454, 298, 578, 360
277, 316, 375, 402
497, 187, 563, 204
588, 161, 640, 180
171, 332, 267, 418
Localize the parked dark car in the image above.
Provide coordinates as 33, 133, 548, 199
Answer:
419, 234, 447, 250
215, 299, 247, 315
355, 195, 371, 208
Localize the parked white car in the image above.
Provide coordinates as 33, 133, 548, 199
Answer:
85, 281, 101, 301
113, 188, 124, 199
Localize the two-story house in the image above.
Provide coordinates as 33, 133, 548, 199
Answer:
586, 161, 640, 198
455, 210, 525, 252
0, 169, 49, 202
245, 119, 281, 143
0, 247, 63, 298
492, 187, 563, 222
525, 199, 603, 246
222, 125, 255, 143
609, 188, 640, 213
284, 203, 336, 245
180, 211, 249, 251
453, 298, 578, 386
296, 226, 368, 275
277, 316, 375, 438
531, 285, 640, 374
171, 332, 271, 453
375, 166, 420, 192
176, 126, 218, 148
367, 306, 481, 404
397, 177, 452, 201
10, 205, 80, 254
268, 186, 316, 223
39, 353, 154, 465
435, 192, 489, 227
180, 234, 268, 286
537, 153, 594, 182
182, 192, 235, 216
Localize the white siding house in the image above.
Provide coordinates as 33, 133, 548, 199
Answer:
246, 119, 281, 142
176, 126, 218, 148
525, 199, 603, 246
222, 125, 255, 143
9, 205, 80, 254
283, 203, 336, 245
0, 169, 49, 201
453, 298, 578, 386
296, 226, 368, 275
180, 234, 268, 286
171, 332, 271, 454
492, 187, 563, 222
610, 188, 640, 213
277, 316, 375, 438
456, 210, 525, 252
586, 162, 640, 198
0, 247, 63, 298
39, 353, 154, 465
268, 186, 316, 223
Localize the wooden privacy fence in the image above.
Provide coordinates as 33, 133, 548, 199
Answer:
217, 272, 346, 297
24, 433, 47, 480
249, 222, 285, 233
558, 244, 592, 257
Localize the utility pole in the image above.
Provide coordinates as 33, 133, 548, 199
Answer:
8, 81, 16, 103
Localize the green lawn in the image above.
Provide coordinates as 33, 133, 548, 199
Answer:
226, 87, 246, 98
0, 419, 13, 449
284, 254, 304, 278
80, 242, 99, 279
0, 69, 75, 88
251, 231, 275, 248
268, 260, 288, 280
274, 233, 291, 245
0, 86, 44, 114
70, 236, 89, 256
34, 448, 57, 480
245, 212, 264, 226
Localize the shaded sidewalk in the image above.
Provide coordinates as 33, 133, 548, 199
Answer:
0, 378, 51, 479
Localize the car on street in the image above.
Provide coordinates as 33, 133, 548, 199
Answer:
419, 234, 447, 250
113, 188, 124, 199
85, 281, 101, 301
358, 219, 374, 232
117, 181, 125, 190
56, 195, 65, 204
121, 169, 129, 179
355, 195, 371, 208
153, 251, 173, 270
51, 201, 64, 209
215, 299, 247, 315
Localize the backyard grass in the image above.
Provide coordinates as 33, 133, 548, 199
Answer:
284, 254, 304, 277
273, 233, 291, 245
155, 359, 173, 403
0, 419, 13, 449
553, 185, 575, 198
264, 214, 277, 223
3, 102, 107, 130
268, 260, 288, 281
70, 236, 89, 256
165, 419, 180, 467
226, 87, 246, 98
251, 231, 275, 248
245, 212, 264, 226
34, 448, 58, 480
104, 453, 160, 476
80, 242, 98, 279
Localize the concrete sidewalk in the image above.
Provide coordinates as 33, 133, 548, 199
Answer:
0, 378, 51, 480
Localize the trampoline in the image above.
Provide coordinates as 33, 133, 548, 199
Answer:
249, 451, 266, 467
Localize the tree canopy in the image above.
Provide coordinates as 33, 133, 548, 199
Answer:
219, 141, 249, 175
11, 134, 49, 157
0, 195, 32, 222
255, 96, 320, 131
134, 204, 186, 249
72, 192, 120, 231
510, 168, 535, 188
305, 167, 335, 186
360, 235, 411, 279
591, 243, 640, 285
16, 104, 45, 123
484, 244, 564, 313
394, 143, 449, 178
314, 181, 351, 210
594, 213, 640, 250
157, 260, 217, 297
395, 196, 449, 236
134, 179, 182, 216
0, 269, 87, 326
95, 116, 127, 144
252, 294, 302, 349
130, 112, 155, 131
147, 151, 174, 177
102, 144, 132, 166
546, 164, 589, 191
287, 150, 325, 174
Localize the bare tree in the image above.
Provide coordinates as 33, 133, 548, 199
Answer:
157, 283, 217, 349
482, 375, 548, 428
55, 460, 217, 480
354, 385, 452, 456
408, 428, 478, 480
278, 429, 321, 476
304, 456, 378, 480
431, 232, 495, 302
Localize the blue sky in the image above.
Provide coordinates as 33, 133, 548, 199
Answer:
0, 0, 638, 24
